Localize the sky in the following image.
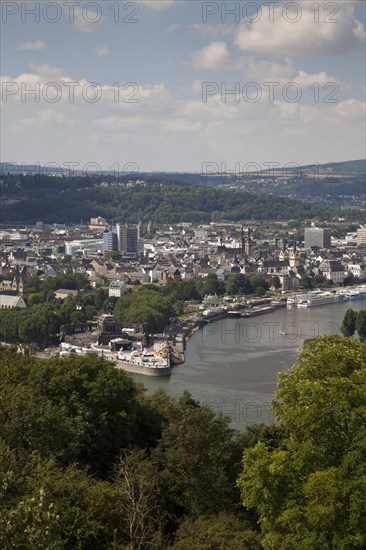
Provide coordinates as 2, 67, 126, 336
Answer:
1, 0, 365, 172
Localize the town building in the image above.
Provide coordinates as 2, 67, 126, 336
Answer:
54, 289, 79, 300
347, 263, 366, 279
319, 259, 345, 284
0, 295, 27, 309
116, 223, 139, 255
65, 239, 103, 256
109, 280, 128, 298
304, 227, 332, 249
103, 230, 118, 253
89, 217, 108, 230
357, 225, 366, 247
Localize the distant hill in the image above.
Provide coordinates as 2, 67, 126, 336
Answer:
0, 173, 355, 225
1, 160, 364, 214
297, 159, 366, 175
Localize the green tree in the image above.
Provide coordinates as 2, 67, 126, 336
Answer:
171, 513, 262, 550
340, 308, 357, 337
269, 276, 281, 290
0, 488, 62, 550
0, 442, 127, 549
226, 274, 253, 295
114, 287, 175, 333
164, 279, 201, 301
199, 273, 225, 297
94, 287, 109, 310
355, 310, 366, 341
26, 293, 44, 306
238, 336, 366, 549
152, 402, 238, 520
0, 350, 159, 476
250, 277, 269, 296
300, 275, 313, 289
343, 273, 356, 286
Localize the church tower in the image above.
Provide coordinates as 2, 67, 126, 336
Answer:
245, 227, 251, 257
18, 266, 28, 295
12, 266, 21, 293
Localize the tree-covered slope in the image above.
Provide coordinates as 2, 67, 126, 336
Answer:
0, 174, 349, 224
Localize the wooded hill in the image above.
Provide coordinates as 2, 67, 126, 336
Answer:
0, 174, 355, 224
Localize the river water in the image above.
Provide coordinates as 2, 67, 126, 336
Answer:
133, 300, 366, 430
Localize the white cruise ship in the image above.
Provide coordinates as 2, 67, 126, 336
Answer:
297, 292, 345, 308
287, 285, 366, 308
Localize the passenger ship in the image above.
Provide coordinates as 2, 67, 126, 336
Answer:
287, 292, 344, 308
287, 284, 366, 308
298, 292, 345, 307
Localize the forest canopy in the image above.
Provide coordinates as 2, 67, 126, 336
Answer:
1, 334, 365, 548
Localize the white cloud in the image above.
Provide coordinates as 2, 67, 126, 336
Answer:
244, 61, 342, 89
2, 60, 364, 170
335, 98, 366, 119
95, 45, 110, 58
190, 24, 236, 38
17, 40, 45, 51
192, 80, 203, 94
92, 116, 154, 129
73, 6, 103, 33
28, 63, 64, 77
139, 0, 177, 10
166, 23, 180, 32
161, 118, 202, 133
235, 0, 365, 56
354, 19, 366, 42
189, 41, 232, 70
17, 108, 68, 128
187, 45, 342, 94
176, 97, 239, 120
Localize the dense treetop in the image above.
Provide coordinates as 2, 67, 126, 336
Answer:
1, 333, 365, 548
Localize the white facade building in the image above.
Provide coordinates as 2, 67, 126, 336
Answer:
347, 264, 366, 279
65, 239, 103, 256
109, 280, 128, 298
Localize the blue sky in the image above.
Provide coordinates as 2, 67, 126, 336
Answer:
1, 0, 365, 171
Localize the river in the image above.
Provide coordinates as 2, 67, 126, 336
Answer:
133, 300, 366, 430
